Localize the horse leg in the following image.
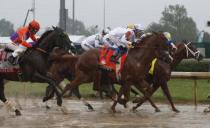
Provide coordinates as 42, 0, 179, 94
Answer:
131, 87, 140, 97
132, 80, 154, 111
0, 79, 21, 116
33, 72, 63, 106
63, 72, 94, 111
93, 71, 103, 99
133, 84, 160, 112
43, 85, 55, 109
160, 80, 179, 112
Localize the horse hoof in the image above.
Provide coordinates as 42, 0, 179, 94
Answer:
155, 109, 161, 112
15, 109, 21, 116
132, 106, 137, 112
111, 107, 116, 113
132, 108, 138, 113
132, 98, 141, 103
87, 104, 94, 111
46, 105, 51, 109
204, 107, 210, 113
57, 98, 63, 106
173, 109, 180, 113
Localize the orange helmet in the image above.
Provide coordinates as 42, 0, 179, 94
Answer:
29, 20, 40, 32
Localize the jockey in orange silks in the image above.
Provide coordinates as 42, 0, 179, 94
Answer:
7, 20, 40, 65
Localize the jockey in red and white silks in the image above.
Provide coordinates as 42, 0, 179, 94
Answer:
103, 24, 144, 63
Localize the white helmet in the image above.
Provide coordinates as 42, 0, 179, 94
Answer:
102, 27, 111, 35
134, 24, 144, 31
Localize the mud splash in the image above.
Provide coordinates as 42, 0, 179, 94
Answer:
0, 98, 210, 128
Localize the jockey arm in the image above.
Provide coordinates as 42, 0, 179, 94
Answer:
30, 34, 38, 42
94, 35, 104, 48
120, 31, 135, 48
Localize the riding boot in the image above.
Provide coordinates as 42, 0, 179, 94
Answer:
8, 55, 16, 65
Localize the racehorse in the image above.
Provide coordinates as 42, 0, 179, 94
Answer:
60, 32, 172, 112
0, 27, 72, 115
132, 41, 203, 112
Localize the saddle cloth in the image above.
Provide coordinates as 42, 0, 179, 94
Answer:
99, 48, 127, 79
0, 49, 20, 73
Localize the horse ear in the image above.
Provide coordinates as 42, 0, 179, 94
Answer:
52, 26, 56, 30
182, 40, 187, 43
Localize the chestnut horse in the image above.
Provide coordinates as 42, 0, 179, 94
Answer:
60, 32, 172, 112
132, 41, 203, 112
0, 27, 72, 115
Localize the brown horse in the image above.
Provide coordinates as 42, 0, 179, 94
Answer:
61, 32, 172, 112
132, 41, 203, 112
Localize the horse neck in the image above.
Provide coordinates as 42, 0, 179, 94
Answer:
130, 45, 157, 71
170, 48, 186, 69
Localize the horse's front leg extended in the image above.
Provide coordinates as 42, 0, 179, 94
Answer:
133, 83, 160, 112
159, 80, 179, 112
132, 80, 154, 111
33, 72, 63, 106
63, 71, 94, 111
0, 79, 21, 116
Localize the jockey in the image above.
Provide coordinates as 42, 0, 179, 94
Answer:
163, 32, 177, 51
7, 20, 40, 65
81, 28, 110, 51
104, 24, 144, 63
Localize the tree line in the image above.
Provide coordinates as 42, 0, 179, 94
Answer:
1, 4, 210, 42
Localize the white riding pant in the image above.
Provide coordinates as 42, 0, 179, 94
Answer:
81, 42, 94, 51
5, 42, 19, 51
12, 44, 27, 57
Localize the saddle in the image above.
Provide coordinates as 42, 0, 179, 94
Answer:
99, 47, 127, 78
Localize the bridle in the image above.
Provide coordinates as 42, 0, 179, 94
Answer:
184, 42, 200, 59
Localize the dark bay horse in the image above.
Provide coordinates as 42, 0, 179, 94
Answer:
132, 41, 203, 112
0, 27, 72, 115
60, 32, 172, 112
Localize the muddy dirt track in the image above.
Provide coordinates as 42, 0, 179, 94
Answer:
0, 98, 210, 128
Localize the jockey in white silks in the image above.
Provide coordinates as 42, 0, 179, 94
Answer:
81, 28, 110, 51
103, 24, 145, 63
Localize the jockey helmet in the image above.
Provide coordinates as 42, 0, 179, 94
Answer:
134, 24, 144, 31
163, 32, 172, 41
127, 24, 135, 29
29, 20, 40, 34
102, 27, 111, 36
133, 24, 144, 38
163, 32, 177, 50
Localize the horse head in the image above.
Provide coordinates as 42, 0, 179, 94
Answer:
37, 26, 72, 53
175, 40, 203, 61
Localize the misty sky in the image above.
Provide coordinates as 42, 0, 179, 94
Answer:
0, 0, 210, 33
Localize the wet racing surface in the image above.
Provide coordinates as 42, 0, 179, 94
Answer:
0, 98, 210, 128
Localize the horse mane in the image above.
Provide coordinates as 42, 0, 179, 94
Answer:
50, 53, 78, 62
34, 29, 53, 47
135, 32, 153, 47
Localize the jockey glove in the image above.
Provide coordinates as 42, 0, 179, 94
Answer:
29, 42, 37, 47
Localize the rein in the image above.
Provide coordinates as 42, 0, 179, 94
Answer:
35, 47, 48, 54
184, 42, 200, 58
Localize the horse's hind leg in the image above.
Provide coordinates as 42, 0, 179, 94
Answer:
0, 79, 21, 116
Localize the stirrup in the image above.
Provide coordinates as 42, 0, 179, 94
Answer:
8, 56, 16, 65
